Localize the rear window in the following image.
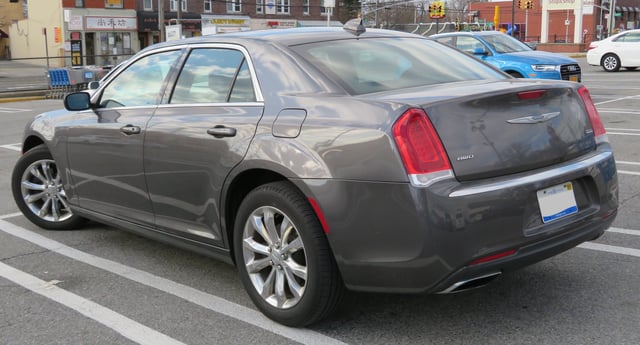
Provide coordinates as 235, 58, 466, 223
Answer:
291, 37, 505, 95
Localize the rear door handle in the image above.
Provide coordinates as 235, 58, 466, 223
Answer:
120, 125, 141, 135
207, 126, 237, 138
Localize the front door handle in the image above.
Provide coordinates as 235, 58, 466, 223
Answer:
120, 125, 141, 135
207, 126, 237, 138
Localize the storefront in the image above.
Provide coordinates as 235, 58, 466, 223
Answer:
201, 15, 251, 35
250, 19, 297, 31
137, 12, 202, 49
63, 8, 139, 67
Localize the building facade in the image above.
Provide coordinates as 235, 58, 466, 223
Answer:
8, 0, 347, 66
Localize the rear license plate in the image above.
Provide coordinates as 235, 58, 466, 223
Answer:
569, 75, 579, 82
537, 182, 578, 223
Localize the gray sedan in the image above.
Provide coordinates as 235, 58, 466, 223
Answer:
11, 22, 618, 327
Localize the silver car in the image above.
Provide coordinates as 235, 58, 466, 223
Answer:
12, 22, 618, 326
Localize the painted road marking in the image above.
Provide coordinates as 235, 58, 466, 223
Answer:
0, 218, 348, 345
0, 107, 30, 113
608, 227, 640, 236
578, 242, 640, 258
595, 95, 640, 106
0, 143, 21, 152
0, 262, 186, 345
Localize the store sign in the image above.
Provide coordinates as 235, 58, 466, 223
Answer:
69, 15, 83, 30
86, 16, 137, 31
70, 40, 83, 67
105, 0, 124, 9
543, 0, 580, 11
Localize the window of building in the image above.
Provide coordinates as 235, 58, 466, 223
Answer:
75, 0, 84, 7
143, 0, 153, 10
303, 0, 309, 15
170, 0, 188, 12
204, 0, 212, 12
256, 0, 264, 14
277, 0, 290, 14
227, 0, 241, 13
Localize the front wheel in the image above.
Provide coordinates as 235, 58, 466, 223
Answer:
602, 54, 621, 72
233, 181, 343, 327
11, 145, 86, 230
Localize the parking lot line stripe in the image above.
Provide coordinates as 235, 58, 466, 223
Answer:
0, 212, 23, 220
608, 227, 640, 236
0, 218, 348, 345
0, 262, 186, 345
617, 170, 640, 176
0, 143, 22, 152
578, 242, 640, 258
616, 161, 640, 166
595, 95, 640, 106
607, 132, 640, 136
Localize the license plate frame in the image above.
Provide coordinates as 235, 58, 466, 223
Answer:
537, 182, 578, 223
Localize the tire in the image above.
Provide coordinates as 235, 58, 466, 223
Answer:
11, 145, 86, 230
601, 54, 621, 72
233, 181, 343, 327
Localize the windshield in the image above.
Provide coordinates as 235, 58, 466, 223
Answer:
291, 37, 506, 95
481, 34, 532, 54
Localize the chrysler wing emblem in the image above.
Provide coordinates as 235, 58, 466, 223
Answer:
507, 112, 560, 124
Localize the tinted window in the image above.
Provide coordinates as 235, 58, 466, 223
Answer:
170, 48, 255, 104
291, 37, 505, 95
99, 50, 181, 108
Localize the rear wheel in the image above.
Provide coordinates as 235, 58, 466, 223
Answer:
601, 54, 621, 72
233, 181, 343, 327
11, 145, 86, 230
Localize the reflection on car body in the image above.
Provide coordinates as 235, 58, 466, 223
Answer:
12, 20, 617, 327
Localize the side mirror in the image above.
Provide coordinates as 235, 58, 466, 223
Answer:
472, 47, 488, 56
88, 81, 100, 90
64, 92, 92, 111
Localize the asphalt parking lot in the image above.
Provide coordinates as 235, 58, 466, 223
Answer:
0, 58, 638, 345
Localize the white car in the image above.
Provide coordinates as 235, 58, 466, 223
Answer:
587, 29, 640, 72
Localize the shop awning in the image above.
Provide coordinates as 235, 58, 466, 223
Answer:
297, 20, 343, 28
0, 29, 8, 39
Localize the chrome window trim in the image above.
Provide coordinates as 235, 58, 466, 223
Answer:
448, 151, 613, 197
158, 102, 264, 109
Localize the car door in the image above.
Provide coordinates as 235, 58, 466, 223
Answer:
65, 49, 182, 225
143, 46, 264, 246
617, 32, 640, 65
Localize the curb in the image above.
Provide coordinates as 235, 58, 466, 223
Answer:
0, 95, 47, 103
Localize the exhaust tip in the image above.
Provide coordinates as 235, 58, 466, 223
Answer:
438, 272, 502, 294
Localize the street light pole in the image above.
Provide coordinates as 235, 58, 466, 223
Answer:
159, 0, 165, 42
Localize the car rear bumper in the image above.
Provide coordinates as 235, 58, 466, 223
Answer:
301, 147, 618, 293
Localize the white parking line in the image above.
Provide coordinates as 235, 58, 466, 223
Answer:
595, 95, 640, 106
0, 143, 22, 152
608, 227, 640, 236
0, 218, 348, 345
0, 262, 186, 345
617, 161, 640, 166
608, 132, 640, 136
618, 170, 640, 176
0, 107, 30, 113
578, 242, 640, 258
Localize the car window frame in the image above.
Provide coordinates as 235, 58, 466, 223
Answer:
164, 43, 264, 107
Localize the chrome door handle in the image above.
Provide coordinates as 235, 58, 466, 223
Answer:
120, 125, 141, 135
207, 126, 237, 138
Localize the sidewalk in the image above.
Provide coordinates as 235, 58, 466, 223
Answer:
0, 59, 50, 102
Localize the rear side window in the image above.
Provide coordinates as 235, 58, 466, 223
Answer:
170, 48, 256, 104
291, 37, 505, 95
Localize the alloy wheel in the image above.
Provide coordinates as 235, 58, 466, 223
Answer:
241, 206, 308, 309
20, 159, 73, 223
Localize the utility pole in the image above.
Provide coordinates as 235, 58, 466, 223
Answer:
159, 0, 165, 42
608, 0, 617, 36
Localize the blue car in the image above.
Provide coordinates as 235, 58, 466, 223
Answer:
431, 31, 581, 82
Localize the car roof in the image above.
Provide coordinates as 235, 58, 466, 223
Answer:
142, 27, 426, 52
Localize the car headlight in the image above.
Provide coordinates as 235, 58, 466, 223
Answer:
531, 64, 559, 72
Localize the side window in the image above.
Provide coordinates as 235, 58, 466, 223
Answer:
456, 36, 485, 54
99, 50, 181, 108
170, 48, 256, 104
435, 37, 455, 47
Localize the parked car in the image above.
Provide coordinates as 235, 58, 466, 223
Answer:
12, 21, 617, 327
587, 29, 640, 72
431, 31, 582, 81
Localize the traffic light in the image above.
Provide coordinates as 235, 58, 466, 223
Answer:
526, 0, 534, 9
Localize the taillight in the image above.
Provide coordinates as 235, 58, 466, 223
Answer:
588, 44, 597, 50
392, 108, 453, 187
577, 86, 608, 144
